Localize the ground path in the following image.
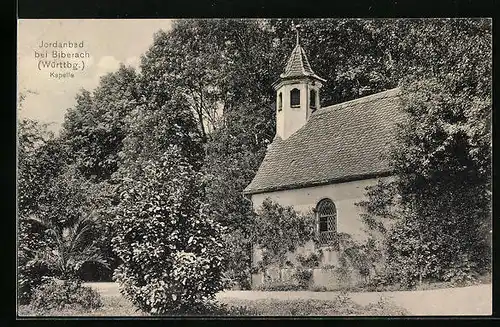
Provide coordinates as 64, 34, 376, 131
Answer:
84, 282, 492, 316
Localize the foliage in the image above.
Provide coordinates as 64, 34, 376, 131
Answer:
252, 199, 316, 281
18, 224, 52, 305
29, 278, 103, 311
23, 212, 109, 280
61, 65, 139, 182
111, 145, 228, 315
217, 297, 408, 316
17, 118, 55, 303
292, 268, 314, 289
220, 229, 253, 290
17, 114, 81, 302
356, 19, 491, 287
268, 19, 398, 105
295, 251, 322, 269
203, 105, 271, 288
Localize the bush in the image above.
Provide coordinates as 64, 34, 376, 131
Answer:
112, 146, 228, 315
292, 268, 313, 288
221, 230, 252, 290
18, 218, 55, 304
308, 285, 328, 292
29, 278, 102, 311
256, 281, 304, 291
18, 257, 53, 305
443, 254, 479, 286
252, 199, 316, 282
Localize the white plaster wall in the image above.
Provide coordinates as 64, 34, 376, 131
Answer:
275, 80, 322, 140
251, 177, 387, 241
249, 176, 394, 272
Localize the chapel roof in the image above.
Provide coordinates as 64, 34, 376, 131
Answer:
243, 87, 406, 195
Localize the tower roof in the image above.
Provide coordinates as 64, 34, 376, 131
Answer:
279, 36, 326, 83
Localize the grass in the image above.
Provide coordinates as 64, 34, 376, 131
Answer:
217, 296, 408, 316
18, 293, 146, 317
18, 290, 408, 317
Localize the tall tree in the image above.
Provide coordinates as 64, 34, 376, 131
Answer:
357, 18, 492, 286
61, 64, 139, 182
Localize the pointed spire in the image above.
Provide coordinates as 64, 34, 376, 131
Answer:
279, 22, 326, 83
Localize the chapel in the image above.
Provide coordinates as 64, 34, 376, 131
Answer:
243, 31, 405, 288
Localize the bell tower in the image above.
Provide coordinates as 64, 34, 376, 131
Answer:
272, 25, 326, 140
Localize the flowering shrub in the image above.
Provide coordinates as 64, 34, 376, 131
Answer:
111, 146, 228, 315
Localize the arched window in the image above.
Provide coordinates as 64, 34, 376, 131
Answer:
290, 88, 300, 107
278, 92, 283, 111
310, 89, 317, 109
316, 198, 337, 247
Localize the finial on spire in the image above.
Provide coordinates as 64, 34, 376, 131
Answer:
291, 20, 301, 46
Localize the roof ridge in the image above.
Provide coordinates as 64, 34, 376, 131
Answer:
313, 87, 401, 117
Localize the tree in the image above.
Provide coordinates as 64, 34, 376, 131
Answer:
142, 19, 278, 141
357, 19, 492, 287
252, 199, 316, 282
111, 145, 228, 314
61, 65, 139, 182
203, 102, 274, 288
268, 19, 398, 105
17, 134, 107, 301
17, 99, 69, 302
58, 66, 141, 280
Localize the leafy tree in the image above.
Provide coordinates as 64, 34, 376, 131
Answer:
111, 145, 228, 314
61, 65, 139, 182
203, 103, 274, 288
17, 134, 106, 301
18, 95, 69, 302
58, 65, 141, 280
357, 19, 492, 287
268, 19, 398, 105
144, 19, 278, 140
252, 199, 316, 282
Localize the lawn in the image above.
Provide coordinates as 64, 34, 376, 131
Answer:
18, 282, 492, 317
18, 287, 407, 317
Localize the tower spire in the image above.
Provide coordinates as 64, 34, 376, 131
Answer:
276, 23, 326, 83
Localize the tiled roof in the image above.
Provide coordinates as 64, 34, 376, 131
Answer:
279, 43, 326, 82
244, 88, 405, 195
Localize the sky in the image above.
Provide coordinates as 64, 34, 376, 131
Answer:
17, 19, 175, 133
